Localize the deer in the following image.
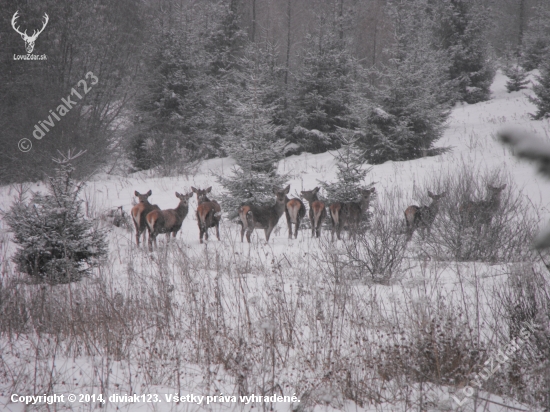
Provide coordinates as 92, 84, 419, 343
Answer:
404, 191, 447, 241
300, 187, 327, 238
131, 190, 160, 247
329, 187, 376, 241
285, 194, 306, 239
460, 184, 507, 229
191, 186, 222, 244
11, 11, 49, 54
146, 192, 193, 251
239, 185, 290, 243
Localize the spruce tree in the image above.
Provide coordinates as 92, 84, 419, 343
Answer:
505, 64, 529, 93
357, 0, 453, 164
218, 42, 288, 220
319, 134, 373, 203
521, 4, 550, 71
433, 0, 495, 103
291, 15, 361, 153
4, 165, 107, 284
530, 57, 550, 120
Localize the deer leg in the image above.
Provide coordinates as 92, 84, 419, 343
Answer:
148, 234, 154, 252
294, 217, 299, 239
286, 213, 292, 239
245, 228, 252, 243
240, 224, 246, 242
215, 222, 220, 241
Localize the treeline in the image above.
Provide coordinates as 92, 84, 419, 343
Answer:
1, 0, 549, 183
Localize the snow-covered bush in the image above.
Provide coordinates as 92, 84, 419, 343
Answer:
3, 165, 107, 284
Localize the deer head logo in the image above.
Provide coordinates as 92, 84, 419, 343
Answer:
11, 11, 49, 54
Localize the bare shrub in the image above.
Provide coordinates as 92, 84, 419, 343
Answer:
492, 264, 550, 408
414, 166, 539, 263
341, 190, 408, 283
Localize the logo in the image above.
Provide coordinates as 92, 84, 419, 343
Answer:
11, 10, 48, 54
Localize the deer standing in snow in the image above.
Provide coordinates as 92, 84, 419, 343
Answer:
131, 190, 160, 247
329, 187, 375, 241
239, 186, 290, 243
285, 194, 306, 239
460, 184, 507, 229
300, 187, 327, 238
191, 186, 222, 244
404, 191, 447, 241
146, 192, 193, 251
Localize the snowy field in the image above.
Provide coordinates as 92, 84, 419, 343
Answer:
1, 71, 550, 411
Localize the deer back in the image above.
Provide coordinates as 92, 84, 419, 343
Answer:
193, 186, 221, 226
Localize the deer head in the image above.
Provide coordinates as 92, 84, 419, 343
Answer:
12, 11, 49, 54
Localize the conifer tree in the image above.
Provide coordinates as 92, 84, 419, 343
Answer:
433, 0, 495, 103
218, 42, 288, 219
4, 164, 107, 284
530, 57, 550, 120
291, 15, 361, 153
357, 0, 453, 164
521, 4, 550, 71
319, 134, 373, 203
505, 64, 530, 93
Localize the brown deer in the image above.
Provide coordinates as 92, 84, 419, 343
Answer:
285, 194, 306, 239
191, 186, 222, 244
131, 190, 160, 246
239, 185, 290, 243
460, 184, 507, 228
146, 192, 193, 251
404, 191, 447, 241
300, 187, 327, 238
329, 187, 376, 241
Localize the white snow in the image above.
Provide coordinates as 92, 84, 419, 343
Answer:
1, 69, 549, 411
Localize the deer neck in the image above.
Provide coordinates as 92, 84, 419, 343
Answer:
274, 199, 286, 217
175, 201, 189, 217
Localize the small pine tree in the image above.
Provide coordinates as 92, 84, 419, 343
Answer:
4, 165, 107, 284
530, 58, 550, 119
505, 64, 530, 93
218, 42, 288, 219
319, 134, 373, 203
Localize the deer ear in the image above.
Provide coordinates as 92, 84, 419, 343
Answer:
191, 187, 197, 193
188, 192, 193, 198
284, 185, 290, 194
500, 184, 507, 190
371, 187, 376, 193
428, 190, 434, 197
134, 191, 140, 197
313, 187, 320, 194
175, 192, 180, 197
206, 187, 212, 193
146, 190, 152, 196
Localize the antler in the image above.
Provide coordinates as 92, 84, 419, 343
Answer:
28, 13, 49, 41
11, 11, 27, 38
52, 149, 87, 164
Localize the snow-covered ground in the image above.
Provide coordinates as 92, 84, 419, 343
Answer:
1, 71, 549, 411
